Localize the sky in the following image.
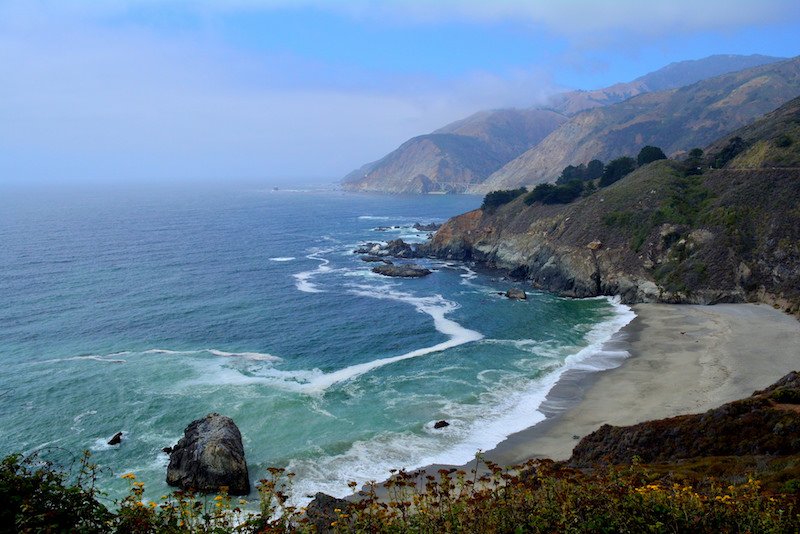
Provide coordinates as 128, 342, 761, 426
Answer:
1, 0, 799, 186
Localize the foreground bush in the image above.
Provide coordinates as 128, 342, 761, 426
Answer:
2, 452, 798, 533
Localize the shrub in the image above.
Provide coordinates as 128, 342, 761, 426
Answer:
776, 134, 793, 148
524, 180, 583, 205
481, 187, 527, 212
0, 451, 112, 534
637, 145, 667, 166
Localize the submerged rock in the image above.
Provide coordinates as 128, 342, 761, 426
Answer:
372, 263, 432, 278
434, 420, 450, 429
166, 413, 250, 495
108, 432, 123, 445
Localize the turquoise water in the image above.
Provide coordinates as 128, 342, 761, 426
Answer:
0, 182, 633, 506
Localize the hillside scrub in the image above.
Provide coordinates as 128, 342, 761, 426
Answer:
2, 451, 798, 533
480, 187, 527, 212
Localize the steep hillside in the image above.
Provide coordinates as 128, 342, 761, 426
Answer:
343, 54, 784, 194
424, 96, 800, 314
477, 56, 800, 193
342, 109, 566, 193
570, 371, 800, 467
544, 54, 783, 116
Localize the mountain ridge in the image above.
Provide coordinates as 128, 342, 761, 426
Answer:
342, 54, 787, 194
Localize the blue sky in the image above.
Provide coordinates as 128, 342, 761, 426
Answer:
2, 0, 799, 185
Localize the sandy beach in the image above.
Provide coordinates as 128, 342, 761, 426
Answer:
481, 302, 800, 467
360, 302, 800, 499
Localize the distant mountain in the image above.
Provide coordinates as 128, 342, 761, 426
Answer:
545, 54, 784, 116
424, 94, 800, 313
342, 54, 785, 194
342, 109, 566, 193
476, 56, 800, 193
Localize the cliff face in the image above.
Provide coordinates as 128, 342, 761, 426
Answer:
422, 97, 800, 312
425, 164, 800, 310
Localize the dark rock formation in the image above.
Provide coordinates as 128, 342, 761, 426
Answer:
166, 413, 250, 495
372, 263, 432, 278
360, 256, 392, 264
434, 420, 450, 429
506, 288, 527, 300
413, 222, 442, 232
108, 432, 123, 445
569, 371, 800, 467
355, 239, 421, 259
306, 492, 352, 533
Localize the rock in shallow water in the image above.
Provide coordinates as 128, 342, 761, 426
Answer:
505, 288, 527, 300
166, 413, 250, 495
372, 263, 432, 278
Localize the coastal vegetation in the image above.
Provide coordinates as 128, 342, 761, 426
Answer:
5, 373, 800, 532
428, 94, 800, 314
3, 451, 798, 533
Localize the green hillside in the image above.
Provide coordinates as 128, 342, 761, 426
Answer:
426, 95, 800, 314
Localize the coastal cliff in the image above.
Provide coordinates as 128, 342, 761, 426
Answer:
422, 96, 800, 313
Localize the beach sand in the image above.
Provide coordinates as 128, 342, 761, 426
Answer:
482, 302, 800, 467
362, 303, 800, 497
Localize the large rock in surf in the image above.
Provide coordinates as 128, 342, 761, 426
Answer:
506, 288, 527, 300
372, 263, 432, 278
166, 413, 250, 495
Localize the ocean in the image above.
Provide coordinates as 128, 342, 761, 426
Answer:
0, 182, 634, 506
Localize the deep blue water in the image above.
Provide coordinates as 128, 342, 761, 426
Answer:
0, 182, 633, 505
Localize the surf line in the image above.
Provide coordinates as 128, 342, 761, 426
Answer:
300, 288, 483, 393
292, 249, 333, 293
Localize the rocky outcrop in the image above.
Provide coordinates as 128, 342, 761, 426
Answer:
372, 263, 432, 278
569, 371, 800, 467
166, 413, 250, 495
505, 288, 527, 300
354, 239, 420, 259
305, 492, 352, 533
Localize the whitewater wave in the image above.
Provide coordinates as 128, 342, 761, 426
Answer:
269, 257, 296, 262
42, 354, 128, 364
292, 249, 333, 293
283, 296, 636, 501
293, 286, 483, 393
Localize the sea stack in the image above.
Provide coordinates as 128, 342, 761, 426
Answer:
166, 413, 250, 495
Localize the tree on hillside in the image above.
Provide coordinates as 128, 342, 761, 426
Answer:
556, 159, 605, 185
637, 145, 667, 166
586, 159, 604, 180
599, 157, 636, 187
685, 148, 704, 175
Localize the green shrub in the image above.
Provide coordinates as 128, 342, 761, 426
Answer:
481, 187, 527, 212
773, 389, 800, 404
776, 134, 793, 148
524, 180, 583, 205
0, 451, 112, 534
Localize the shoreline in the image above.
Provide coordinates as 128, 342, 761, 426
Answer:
393, 302, 800, 483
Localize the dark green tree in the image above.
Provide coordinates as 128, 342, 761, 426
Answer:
637, 145, 667, 166
599, 156, 636, 187
481, 187, 527, 212
586, 159, 604, 180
